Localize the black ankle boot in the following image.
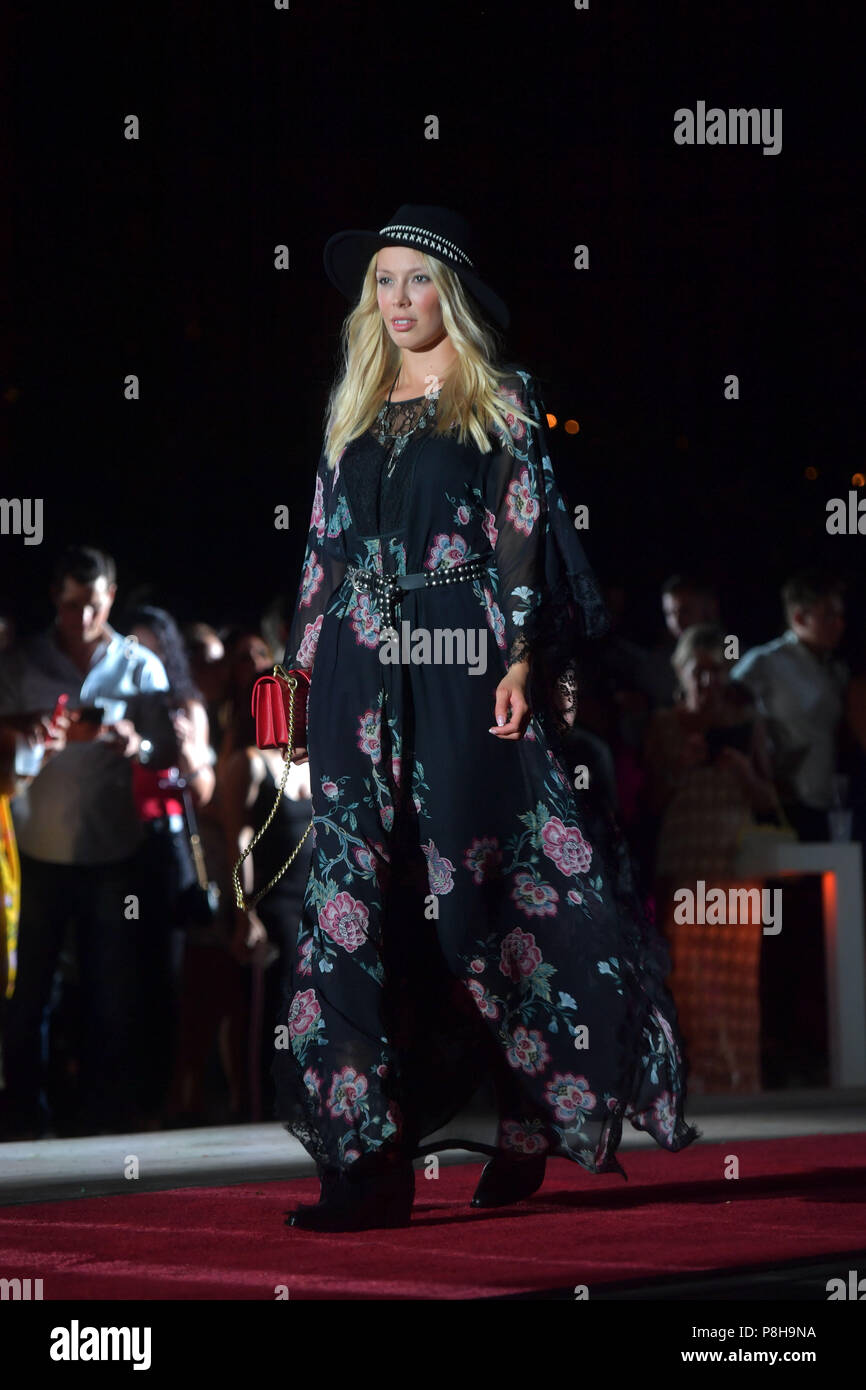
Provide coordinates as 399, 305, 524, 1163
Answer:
288, 1157, 415, 1232
470, 1152, 546, 1208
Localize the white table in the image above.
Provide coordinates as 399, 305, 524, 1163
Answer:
733, 838, 866, 1087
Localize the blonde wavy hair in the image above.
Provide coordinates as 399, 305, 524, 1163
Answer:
321, 249, 537, 471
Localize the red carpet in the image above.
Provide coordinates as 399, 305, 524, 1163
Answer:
2, 1133, 865, 1299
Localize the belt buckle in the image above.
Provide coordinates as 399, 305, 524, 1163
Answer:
351, 569, 372, 594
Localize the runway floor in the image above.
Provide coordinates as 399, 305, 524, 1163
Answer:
2, 1089, 865, 1301
2, 1085, 865, 1206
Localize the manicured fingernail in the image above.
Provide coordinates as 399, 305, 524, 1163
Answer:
496, 715, 505, 726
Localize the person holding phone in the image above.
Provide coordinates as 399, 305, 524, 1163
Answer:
0, 545, 169, 1139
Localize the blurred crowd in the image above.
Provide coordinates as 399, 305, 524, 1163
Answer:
0, 545, 311, 1140
0, 545, 863, 1139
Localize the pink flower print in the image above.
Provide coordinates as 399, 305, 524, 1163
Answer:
633, 1092, 677, 1142
540, 816, 593, 877
297, 936, 313, 977
424, 533, 469, 569
511, 872, 559, 917
357, 707, 382, 763
544, 1072, 597, 1124
463, 836, 502, 885
506, 1026, 551, 1076
327, 1066, 369, 1123
302, 1067, 322, 1099
287, 988, 321, 1039
296, 613, 323, 670
652, 1009, 681, 1066
524, 722, 537, 741
456, 503, 471, 525
353, 844, 375, 873
469, 957, 486, 974
322, 780, 339, 799
391, 753, 401, 787
497, 386, 529, 444
422, 839, 455, 895
311, 472, 326, 540
482, 586, 506, 650
466, 979, 500, 1019
505, 467, 540, 537
354, 841, 390, 878
482, 508, 498, 547
501, 1120, 549, 1156
300, 550, 324, 607
567, 889, 584, 907
319, 891, 369, 953
344, 1148, 361, 1163
499, 927, 543, 983
379, 804, 394, 832
350, 592, 381, 649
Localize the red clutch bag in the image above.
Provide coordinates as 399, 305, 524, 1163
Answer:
233, 664, 314, 912
251, 664, 311, 751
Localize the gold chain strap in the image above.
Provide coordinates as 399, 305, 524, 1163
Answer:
231, 666, 314, 911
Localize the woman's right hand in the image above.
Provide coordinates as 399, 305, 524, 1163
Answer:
291, 746, 309, 765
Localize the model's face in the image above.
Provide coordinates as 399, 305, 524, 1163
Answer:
376, 245, 447, 355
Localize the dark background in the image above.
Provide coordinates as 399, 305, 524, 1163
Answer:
4, 1, 863, 656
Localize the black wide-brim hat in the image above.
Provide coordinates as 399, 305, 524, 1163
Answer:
323, 203, 510, 331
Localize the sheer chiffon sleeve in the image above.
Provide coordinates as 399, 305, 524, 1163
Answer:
485, 369, 611, 730
282, 444, 347, 675
483, 376, 547, 669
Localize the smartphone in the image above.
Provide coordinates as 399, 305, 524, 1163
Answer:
50, 693, 70, 726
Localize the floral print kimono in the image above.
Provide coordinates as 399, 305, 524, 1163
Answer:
272, 365, 699, 1179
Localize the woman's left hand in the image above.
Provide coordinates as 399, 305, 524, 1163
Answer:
489, 666, 532, 740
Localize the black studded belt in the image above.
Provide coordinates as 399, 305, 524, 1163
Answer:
346, 558, 490, 632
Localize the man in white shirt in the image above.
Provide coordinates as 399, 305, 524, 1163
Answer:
0, 546, 169, 1137
730, 570, 848, 840
729, 569, 847, 1086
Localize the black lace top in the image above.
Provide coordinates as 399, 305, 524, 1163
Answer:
341, 395, 431, 538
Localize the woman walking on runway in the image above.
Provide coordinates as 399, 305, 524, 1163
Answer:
272, 203, 699, 1231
